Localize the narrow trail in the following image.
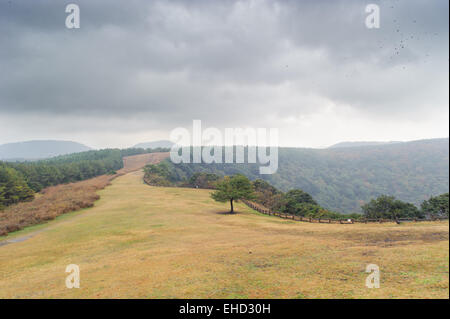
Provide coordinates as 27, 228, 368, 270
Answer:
0, 233, 37, 247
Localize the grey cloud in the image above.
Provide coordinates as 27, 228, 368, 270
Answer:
0, 0, 448, 144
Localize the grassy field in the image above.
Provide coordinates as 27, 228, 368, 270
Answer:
0, 153, 169, 236
0, 170, 448, 298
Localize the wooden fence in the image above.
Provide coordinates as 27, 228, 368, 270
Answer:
240, 200, 448, 224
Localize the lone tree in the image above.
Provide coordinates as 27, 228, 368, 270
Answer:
211, 174, 254, 213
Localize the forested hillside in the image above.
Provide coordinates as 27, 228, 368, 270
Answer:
166, 138, 449, 213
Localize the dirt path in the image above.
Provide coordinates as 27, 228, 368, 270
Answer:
0, 233, 37, 247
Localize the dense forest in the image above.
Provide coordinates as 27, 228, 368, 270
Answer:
0, 147, 169, 209
164, 138, 449, 214
144, 162, 449, 220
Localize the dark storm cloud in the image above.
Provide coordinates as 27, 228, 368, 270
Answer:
0, 0, 448, 136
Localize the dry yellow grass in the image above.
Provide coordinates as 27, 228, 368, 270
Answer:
0, 170, 448, 299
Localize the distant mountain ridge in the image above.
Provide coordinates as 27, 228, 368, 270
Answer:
133, 140, 174, 149
0, 140, 92, 161
328, 141, 402, 148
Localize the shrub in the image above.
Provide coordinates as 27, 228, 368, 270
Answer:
361, 195, 423, 219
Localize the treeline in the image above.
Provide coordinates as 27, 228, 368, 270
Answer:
8, 149, 123, 192
1, 147, 169, 209
362, 193, 449, 219
144, 160, 449, 220
251, 179, 362, 220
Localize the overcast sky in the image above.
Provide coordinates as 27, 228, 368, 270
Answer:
0, 0, 448, 148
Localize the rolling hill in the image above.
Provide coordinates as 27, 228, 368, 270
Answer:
0, 140, 92, 161
166, 138, 449, 213
0, 170, 447, 298
328, 141, 402, 148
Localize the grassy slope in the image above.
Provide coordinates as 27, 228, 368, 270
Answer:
0, 153, 170, 236
0, 171, 448, 298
